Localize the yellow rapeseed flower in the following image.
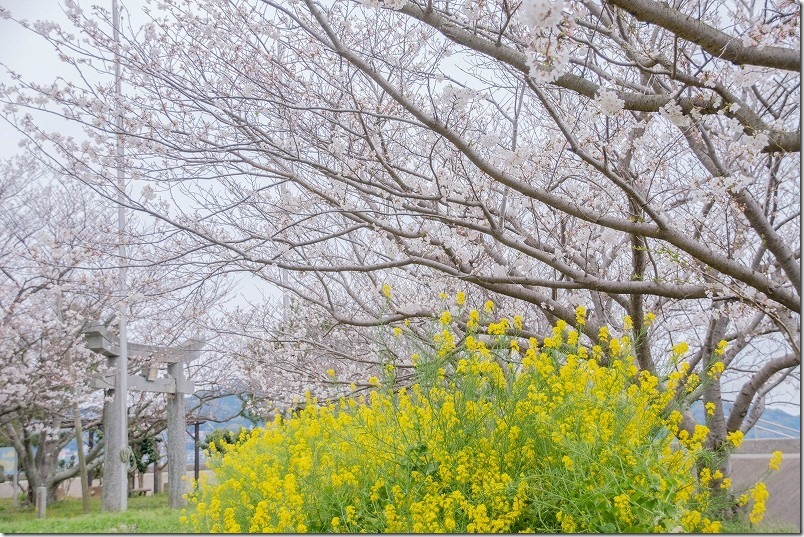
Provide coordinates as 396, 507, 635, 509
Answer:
467, 309, 480, 330
622, 315, 633, 330
597, 326, 609, 342
456, 291, 466, 305
575, 305, 586, 326
561, 455, 574, 471
487, 318, 509, 335
727, 430, 745, 448
768, 450, 783, 471
381, 283, 392, 298
708, 361, 725, 378
567, 330, 579, 346
749, 482, 768, 524
672, 341, 689, 356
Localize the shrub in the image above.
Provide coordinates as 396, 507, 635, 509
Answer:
183, 301, 762, 533
200, 427, 248, 455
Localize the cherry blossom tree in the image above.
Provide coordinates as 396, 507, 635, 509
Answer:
0, 153, 227, 502
0, 0, 799, 471
0, 155, 114, 502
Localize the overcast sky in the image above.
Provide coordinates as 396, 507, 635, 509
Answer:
0, 1, 75, 159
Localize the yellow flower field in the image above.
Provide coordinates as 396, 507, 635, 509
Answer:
183, 301, 770, 533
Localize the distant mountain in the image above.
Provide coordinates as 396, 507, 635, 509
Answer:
186, 392, 256, 434
690, 402, 800, 439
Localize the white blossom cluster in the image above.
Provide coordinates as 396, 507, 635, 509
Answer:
520, 0, 565, 29
357, 0, 407, 10
739, 131, 770, 156
524, 46, 570, 83
659, 100, 691, 128
594, 89, 625, 117
733, 67, 766, 88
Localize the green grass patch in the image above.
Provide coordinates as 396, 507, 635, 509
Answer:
0, 493, 185, 533
721, 515, 799, 534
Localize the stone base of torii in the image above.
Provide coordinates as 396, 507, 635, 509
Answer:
85, 324, 202, 510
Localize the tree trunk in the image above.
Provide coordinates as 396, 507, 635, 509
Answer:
154, 461, 162, 494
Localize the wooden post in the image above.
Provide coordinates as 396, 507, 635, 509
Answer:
166, 361, 187, 509
87, 430, 95, 487
193, 422, 200, 486
153, 444, 161, 495
36, 486, 46, 519
11, 472, 18, 508
72, 405, 91, 514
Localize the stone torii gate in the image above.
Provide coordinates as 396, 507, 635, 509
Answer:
85, 324, 202, 509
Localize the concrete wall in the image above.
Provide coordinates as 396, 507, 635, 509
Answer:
731, 438, 800, 531
0, 468, 209, 500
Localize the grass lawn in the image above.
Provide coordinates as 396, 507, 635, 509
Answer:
0, 493, 185, 533
0, 491, 796, 534
721, 516, 800, 534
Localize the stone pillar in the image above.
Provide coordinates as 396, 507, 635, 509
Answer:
102, 346, 128, 512
36, 486, 46, 518
166, 361, 187, 509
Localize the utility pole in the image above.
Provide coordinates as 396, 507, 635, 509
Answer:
102, 0, 129, 512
